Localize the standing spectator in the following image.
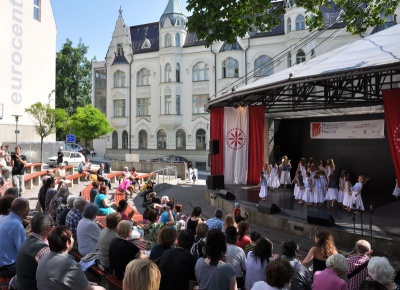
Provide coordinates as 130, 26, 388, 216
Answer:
186, 206, 203, 234
123, 260, 160, 290
0, 198, 30, 277
225, 226, 247, 289
97, 163, 111, 190
57, 148, 63, 167
44, 177, 57, 213
236, 221, 251, 250
97, 212, 121, 272
158, 229, 197, 290
195, 229, 237, 290
281, 240, 312, 290
11, 146, 27, 197
206, 208, 224, 231
13, 213, 53, 290
65, 196, 87, 241
191, 223, 208, 260
77, 203, 102, 256
313, 254, 349, 290
90, 181, 100, 203
251, 258, 294, 290
246, 238, 274, 290
347, 240, 373, 290
368, 257, 400, 290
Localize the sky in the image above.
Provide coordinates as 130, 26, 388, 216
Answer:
50, 0, 190, 61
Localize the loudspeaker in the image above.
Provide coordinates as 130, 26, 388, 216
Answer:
206, 175, 224, 190
257, 201, 281, 214
219, 189, 236, 200
307, 211, 335, 227
209, 140, 219, 155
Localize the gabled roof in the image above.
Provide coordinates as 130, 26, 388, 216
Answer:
111, 55, 129, 65
130, 22, 160, 53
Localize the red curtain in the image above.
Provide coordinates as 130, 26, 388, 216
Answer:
247, 106, 265, 185
210, 107, 224, 175
383, 88, 400, 182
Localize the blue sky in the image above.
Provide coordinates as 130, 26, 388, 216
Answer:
50, 0, 190, 60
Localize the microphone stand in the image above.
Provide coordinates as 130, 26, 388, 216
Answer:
369, 205, 374, 247
352, 202, 357, 235
360, 207, 363, 236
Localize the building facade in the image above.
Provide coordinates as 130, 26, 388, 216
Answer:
0, 0, 56, 145
92, 0, 397, 168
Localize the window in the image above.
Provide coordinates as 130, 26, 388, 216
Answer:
113, 70, 126, 87
193, 95, 208, 114
112, 131, 118, 149
94, 68, 107, 114
254, 55, 273, 77
165, 33, 172, 47
287, 52, 292, 68
165, 64, 172, 82
192, 62, 209, 81
287, 17, 291, 32
117, 43, 124, 56
164, 95, 172, 115
33, 0, 41, 21
222, 57, 239, 78
296, 15, 305, 30
139, 130, 148, 149
176, 129, 186, 149
176, 95, 181, 115
196, 129, 206, 150
137, 98, 150, 116
137, 68, 151, 86
157, 130, 167, 149
113, 99, 126, 117
122, 131, 128, 149
296, 49, 306, 64
176, 63, 180, 82
175, 33, 181, 47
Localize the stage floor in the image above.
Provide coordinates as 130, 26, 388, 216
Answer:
219, 185, 400, 240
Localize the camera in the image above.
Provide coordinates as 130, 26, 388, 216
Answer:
11, 152, 16, 157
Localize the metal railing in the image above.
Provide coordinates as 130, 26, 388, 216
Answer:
150, 166, 178, 190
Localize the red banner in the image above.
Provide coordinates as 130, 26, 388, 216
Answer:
383, 88, 400, 182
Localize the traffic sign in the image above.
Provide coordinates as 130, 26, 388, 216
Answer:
66, 134, 76, 143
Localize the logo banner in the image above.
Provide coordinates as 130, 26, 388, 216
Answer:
310, 120, 385, 139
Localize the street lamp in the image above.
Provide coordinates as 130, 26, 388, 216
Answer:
11, 114, 22, 146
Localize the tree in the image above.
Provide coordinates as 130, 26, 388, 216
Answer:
56, 39, 92, 116
186, 0, 399, 46
54, 108, 68, 141
67, 105, 114, 154
25, 102, 56, 163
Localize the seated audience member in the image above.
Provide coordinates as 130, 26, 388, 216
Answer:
117, 199, 134, 220
44, 177, 57, 212
0, 177, 8, 196
118, 176, 135, 198
313, 254, 349, 290
0, 198, 29, 277
90, 181, 100, 203
246, 238, 274, 290
251, 258, 294, 290
347, 240, 373, 290
359, 281, 387, 290
130, 166, 141, 189
159, 201, 177, 225
368, 256, 400, 290
195, 229, 237, 290
65, 196, 87, 241
142, 180, 155, 206
58, 194, 77, 226
54, 162, 68, 183
4, 187, 19, 199
149, 226, 178, 262
38, 175, 51, 212
186, 206, 203, 234
225, 226, 247, 289
77, 203, 102, 256
123, 259, 160, 290
206, 208, 224, 231
191, 222, 208, 260
223, 213, 237, 232
143, 208, 170, 250
281, 240, 312, 290
158, 229, 197, 290
237, 221, 251, 250
49, 185, 69, 223
109, 220, 146, 280
36, 226, 105, 290
0, 194, 15, 221
97, 163, 111, 190
0, 147, 12, 180
94, 185, 116, 215
97, 212, 121, 272
81, 161, 92, 181
119, 166, 131, 185
13, 213, 53, 290
85, 158, 94, 174
245, 231, 262, 256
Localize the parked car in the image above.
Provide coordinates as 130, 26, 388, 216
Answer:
65, 143, 83, 152
150, 155, 192, 168
48, 151, 85, 167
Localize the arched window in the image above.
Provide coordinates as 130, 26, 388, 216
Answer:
254, 55, 273, 77
138, 130, 148, 149
287, 52, 292, 68
112, 131, 118, 149
196, 129, 206, 150
295, 15, 305, 30
137, 68, 151, 86
176, 63, 180, 82
175, 33, 181, 47
176, 129, 186, 149
296, 49, 306, 64
287, 17, 292, 32
157, 129, 167, 149
165, 64, 171, 82
113, 70, 125, 87
122, 130, 128, 149
165, 33, 171, 47
222, 57, 239, 78
192, 62, 209, 81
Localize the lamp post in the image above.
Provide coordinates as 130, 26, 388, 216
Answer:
11, 114, 22, 146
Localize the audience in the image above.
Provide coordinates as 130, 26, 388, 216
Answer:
245, 231, 261, 255
58, 194, 77, 226
186, 206, 203, 234
225, 226, 247, 289
190, 222, 208, 260
149, 226, 177, 262
89, 181, 100, 203
313, 254, 349, 290
94, 185, 116, 215
224, 213, 237, 232
65, 196, 87, 241
368, 256, 400, 290
0, 194, 15, 221
347, 240, 373, 290
237, 221, 251, 250
117, 199, 134, 220
123, 259, 160, 290
143, 209, 167, 250
251, 258, 294, 290
77, 203, 102, 256
206, 208, 224, 231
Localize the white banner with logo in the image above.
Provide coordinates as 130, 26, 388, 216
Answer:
310, 120, 385, 139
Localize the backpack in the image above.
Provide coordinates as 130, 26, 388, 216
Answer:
77, 162, 83, 173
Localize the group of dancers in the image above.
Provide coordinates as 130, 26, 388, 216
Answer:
258, 156, 368, 211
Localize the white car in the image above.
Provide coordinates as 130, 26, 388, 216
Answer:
47, 151, 85, 167
64, 143, 83, 152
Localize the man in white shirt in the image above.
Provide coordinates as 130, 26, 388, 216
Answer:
0, 146, 12, 180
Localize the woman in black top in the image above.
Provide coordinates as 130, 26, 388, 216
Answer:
186, 206, 203, 234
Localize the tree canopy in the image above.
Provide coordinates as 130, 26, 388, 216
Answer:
56, 39, 92, 116
186, 0, 399, 46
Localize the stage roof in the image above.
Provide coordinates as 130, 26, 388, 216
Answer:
207, 24, 400, 118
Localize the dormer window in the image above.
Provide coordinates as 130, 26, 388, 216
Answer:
165, 34, 172, 47
117, 44, 124, 56
175, 33, 181, 47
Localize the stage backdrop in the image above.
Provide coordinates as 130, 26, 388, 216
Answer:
210, 106, 264, 185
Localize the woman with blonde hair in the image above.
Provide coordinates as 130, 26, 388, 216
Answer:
224, 213, 237, 232
123, 259, 160, 290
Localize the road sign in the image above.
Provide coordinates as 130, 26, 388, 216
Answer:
66, 134, 76, 143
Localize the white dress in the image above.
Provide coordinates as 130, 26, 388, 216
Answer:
342, 182, 353, 208
351, 182, 364, 211
313, 178, 325, 203
337, 177, 345, 203
302, 177, 313, 203
320, 175, 327, 198
267, 167, 280, 189
393, 182, 400, 198
259, 172, 268, 199
280, 165, 291, 185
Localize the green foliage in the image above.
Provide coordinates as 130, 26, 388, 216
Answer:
186, 0, 399, 46
67, 105, 114, 145
54, 108, 68, 141
56, 39, 92, 116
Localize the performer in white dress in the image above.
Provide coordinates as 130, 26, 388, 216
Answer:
313, 172, 325, 206
342, 174, 353, 211
302, 172, 314, 205
280, 156, 291, 188
326, 173, 338, 208
259, 167, 269, 201
268, 161, 280, 191
351, 175, 368, 211
393, 179, 400, 199
337, 170, 346, 206
293, 170, 304, 202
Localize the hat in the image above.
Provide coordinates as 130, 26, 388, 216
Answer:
60, 162, 66, 167
82, 161, 86, 164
